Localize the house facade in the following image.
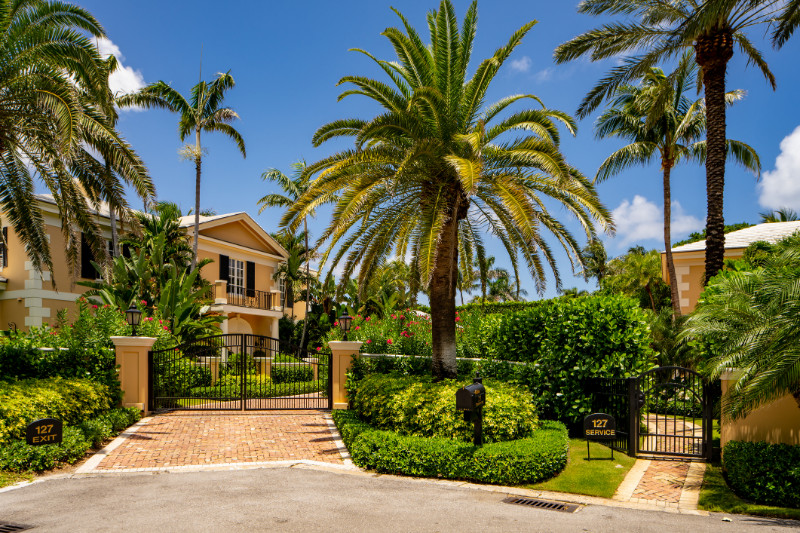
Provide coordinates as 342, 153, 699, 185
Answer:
0, 195, 290, 338
660, 221, 800, 314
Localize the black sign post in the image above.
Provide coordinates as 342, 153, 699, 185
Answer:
583, 413, 616, 460
26, 418, 62, 446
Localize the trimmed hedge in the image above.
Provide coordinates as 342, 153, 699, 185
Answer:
0, 378, 112, 444
456, 301, 543, 316
333, 411, 568, 485
351, 374, 537, 443
0, 407, 141, 472
189, 378, 323, 398
724, 441, 800, 508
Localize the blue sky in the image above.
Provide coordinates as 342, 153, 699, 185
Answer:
77, 1, 800, 300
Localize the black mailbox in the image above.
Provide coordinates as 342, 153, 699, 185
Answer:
456, 373, 486, 446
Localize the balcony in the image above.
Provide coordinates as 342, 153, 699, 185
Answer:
213, 281, 283, 312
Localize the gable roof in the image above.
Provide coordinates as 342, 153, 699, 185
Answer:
179, 212, 289, 259
671, 221, 800, 252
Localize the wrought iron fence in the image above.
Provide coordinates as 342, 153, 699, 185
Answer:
226, 289, 279, 311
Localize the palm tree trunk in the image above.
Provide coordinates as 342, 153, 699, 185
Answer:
299, 218, 310, 357
696, 33, 733, 285
191, 131, 202, 272
662, 162, 681, 318
106, 159, 118, 259
430, 212, 459, 381
645, 282, 656, 313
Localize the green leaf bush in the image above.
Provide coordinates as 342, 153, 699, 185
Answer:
271, 365, 313, 384
351, 374, 538, 443
333, 411, 568, 485
188, 378, 323, 399
0, 378, 112, 444
0, 407, 141, 472
723, 441, 800, 508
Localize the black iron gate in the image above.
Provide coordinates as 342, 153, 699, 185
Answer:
589, 366, 712, 460
148, 334, 332, 411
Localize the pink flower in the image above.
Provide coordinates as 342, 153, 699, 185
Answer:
455, 317, 461, 322
387, 338, 393, 345
391, 314, 397, 319
140, 300, 147, 305
357, 314, 361, 318
355, 326, 360, 330
365, 317, 371, 322
399, 315, 405, 320
316, 346, 321, 352
145, 317, 153, 322
334, 321, 339, 326
50, 330, 57, 335
163, 326, 169, 330
366, 339, 372, 344
159, 320, 163, 324
103, 305, 109, 308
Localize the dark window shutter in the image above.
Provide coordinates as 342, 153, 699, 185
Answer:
246, 261, 255, 297
121, 243, 131, 258
80, 234, 96, 279
219, 254, 229, 283
1, 227, 7, 268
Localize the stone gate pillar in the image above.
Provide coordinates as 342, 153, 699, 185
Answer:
328, 341, 363, 410
111, 336, 158, 414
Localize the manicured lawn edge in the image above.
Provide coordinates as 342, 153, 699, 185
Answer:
332, 410, 568, 485
699, 463, 800, 520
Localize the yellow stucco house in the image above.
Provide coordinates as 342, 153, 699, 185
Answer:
660, 220, 800, 314
0, 194, 292, 338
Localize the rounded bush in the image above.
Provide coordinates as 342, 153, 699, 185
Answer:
724, 440, 800, 508
351, 374, 538, 443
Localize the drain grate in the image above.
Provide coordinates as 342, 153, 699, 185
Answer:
0, 522, 33, 532
502, 496, 580, 513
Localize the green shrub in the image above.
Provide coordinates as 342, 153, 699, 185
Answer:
189, 378, 322, 399
0, 407, 141, 472
0, 378, 112, 444
723, 441, 800, 508
482, 295, 655, 423
151, 356, 212, 397
333, 411, 568, 485
271, 365, 313, 384
351, 374, 538, 443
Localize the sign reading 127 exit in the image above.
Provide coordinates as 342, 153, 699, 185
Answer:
26, 418, 62, 446
583, 413, 616, 440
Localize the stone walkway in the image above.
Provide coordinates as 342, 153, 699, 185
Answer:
77, 411, 350, 473
614, 458, 705, 512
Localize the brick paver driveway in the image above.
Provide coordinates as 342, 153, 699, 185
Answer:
88, 410, 345, 471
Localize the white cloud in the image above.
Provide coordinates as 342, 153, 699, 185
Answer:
510, 56, 531, 73
533, 68, 553, 83
610, 195, 703, 247
758, 125, 800, 210
96, 37, 146, 98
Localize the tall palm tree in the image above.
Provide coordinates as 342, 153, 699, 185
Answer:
760, 207, 800, 222
682, 239, 800, 419
259, 161, 330, 351
121, 72, 246, 270
594, 53, 760, 316
283, 1, 612, 379
554, 0, 799, 284
0, 0, 154, 276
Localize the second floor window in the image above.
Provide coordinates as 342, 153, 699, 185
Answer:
229, 258, 245, 295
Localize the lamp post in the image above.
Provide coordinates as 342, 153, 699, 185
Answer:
338, 311, 353, 341
125, 304, 142, 336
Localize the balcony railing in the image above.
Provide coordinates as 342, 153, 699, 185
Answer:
226, 289, 283, 311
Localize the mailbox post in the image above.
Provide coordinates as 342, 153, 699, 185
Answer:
456, 373, 486, 446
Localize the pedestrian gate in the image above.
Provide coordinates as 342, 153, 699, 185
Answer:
588, 366, 712, 460
148, 334, 332, 411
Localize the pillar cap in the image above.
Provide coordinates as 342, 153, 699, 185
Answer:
110, 336, 158, 348
328, 340, 363, 351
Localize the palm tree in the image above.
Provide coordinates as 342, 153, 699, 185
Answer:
269, 230, 312, 320
0, 0, 154, 276
682, 239, 800, 419
578, 239, 607, 283
554, 0, 799, 284
603, 248, 665, 312
283, 1, 612, 379
121, 72, 246, 270
761, 207, 800, 222
594, 53, 760, 316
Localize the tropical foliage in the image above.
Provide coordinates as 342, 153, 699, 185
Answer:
600, 248, 670, 313
0, 0, 154, 276
282, 1, 611, 379
555, 0, 798, 284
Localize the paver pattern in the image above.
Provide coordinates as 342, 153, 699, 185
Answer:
641, 414, 702, 455
631, 460, 690, 503
94, 411, 343, 470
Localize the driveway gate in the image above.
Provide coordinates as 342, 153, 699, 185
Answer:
588, 366, 712, 460
148, 334, 332, 411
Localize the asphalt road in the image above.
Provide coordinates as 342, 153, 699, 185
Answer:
0, 467, 797, 532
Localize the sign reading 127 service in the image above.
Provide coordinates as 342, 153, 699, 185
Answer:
583, 413, 616, 440
26, 418, 63, 446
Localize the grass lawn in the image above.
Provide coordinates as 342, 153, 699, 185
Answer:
522, 439, 636, 498
698, 463, 800, 520
0, 471, 33, 489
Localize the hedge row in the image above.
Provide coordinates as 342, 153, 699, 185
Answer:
0, 407, 141, 472
188, 379, 324, 398
333, 411, 568, 485
0, 378, 113, 444
456, 300, 543, 317
351, 374, 537, 443
724, 441, 800, 508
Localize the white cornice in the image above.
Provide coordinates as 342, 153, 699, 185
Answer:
198, 235, 285, 263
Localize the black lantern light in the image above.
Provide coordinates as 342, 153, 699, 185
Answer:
125, 304, 142, 336
338, 311, 353, 341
